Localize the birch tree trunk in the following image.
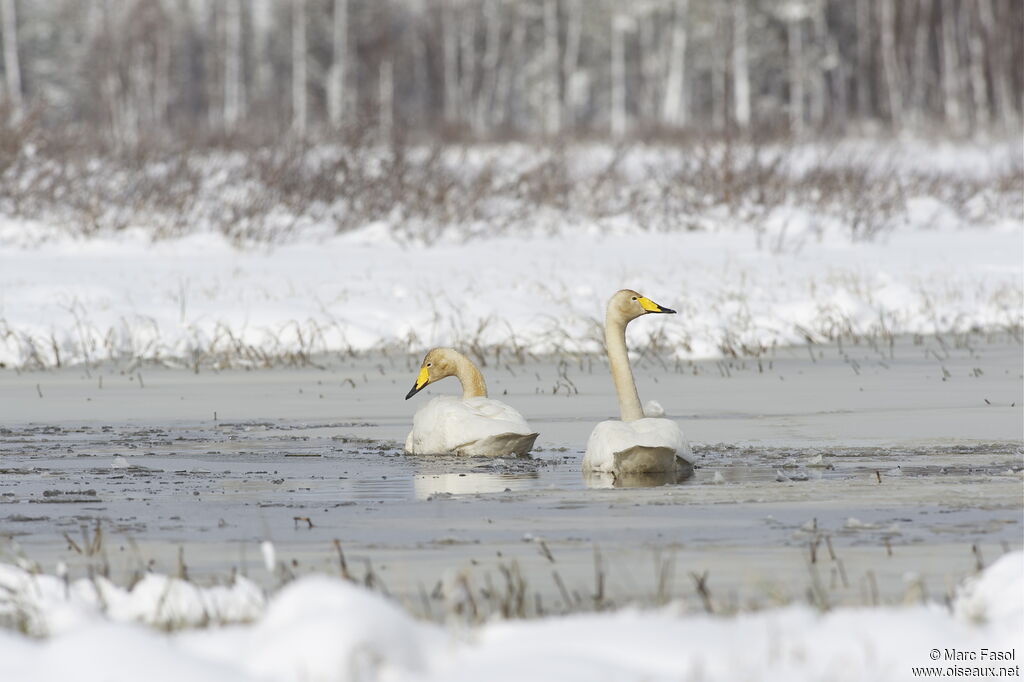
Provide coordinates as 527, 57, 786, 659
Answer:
787, 17, 805, 136
475, 0, 501, 133
127, 42, 146, 141
661, 0, 688, 128
251, 0, 273, 120
154, 14, 170, 129
638, 12, 660, 127
732, 0, 751, 130
459, 5, 477, 127
291, 0, 307, 136
977, 0, 1013, 128
224, 0, 244, 129
327, 0, 348, 127
379, 58, 393, 142
940, 0, 964, 133
1, 0, 23, 115
820, 0, 847, 130
809, 0, 829, 129
855, 0, 872, 119
911, 0, 932, 128
610, 14, 628, 137
878, 0, 903, 127
963, 1, 989, 130
206, 3, 222, 131
442, 2, 459, 124
494, 3, 526, 129
561, 0, 582, 130
543, 0, 561, 136
710, 4, 726, 131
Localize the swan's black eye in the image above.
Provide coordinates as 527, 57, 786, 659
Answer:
426, 362, 432, 367
631, 296, 637, 301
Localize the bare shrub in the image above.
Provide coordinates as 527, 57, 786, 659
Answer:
0, 116, 1020, 249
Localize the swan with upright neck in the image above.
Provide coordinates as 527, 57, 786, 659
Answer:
404, 347, 538, 456
582, 290, 693, 477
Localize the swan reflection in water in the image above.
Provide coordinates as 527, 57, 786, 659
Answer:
583, 463, 695, 489
413, 471, 539, 499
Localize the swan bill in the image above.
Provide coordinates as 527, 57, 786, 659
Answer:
405, 366, 431, 400
637, 296, 676, 314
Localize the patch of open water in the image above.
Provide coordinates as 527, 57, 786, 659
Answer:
1, 334, 1021, 611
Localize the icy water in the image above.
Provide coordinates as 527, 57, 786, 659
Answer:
1, 333, 1021, 615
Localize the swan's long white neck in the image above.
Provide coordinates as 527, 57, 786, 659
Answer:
451, 353, 488, 400
605, 309, 644, 421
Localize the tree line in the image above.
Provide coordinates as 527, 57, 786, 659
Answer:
0, 0, 1020, 147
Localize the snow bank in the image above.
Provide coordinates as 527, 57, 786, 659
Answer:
0, 562, 264, 635
0, 219, 1020, 368
0, 552, 1020, 681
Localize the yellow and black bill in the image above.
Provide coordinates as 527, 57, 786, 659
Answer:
637, 296, 676, 314
404, 366, 430, 400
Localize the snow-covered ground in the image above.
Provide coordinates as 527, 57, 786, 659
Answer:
1, 211, 1020, 369
0, 551, 1020, 682
1, 140, 1020, 369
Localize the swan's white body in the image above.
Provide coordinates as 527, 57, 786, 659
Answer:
584, 417, 692, 474
582, 290, 693, 477
405, 395, 537, 456
404, 348, 538, 457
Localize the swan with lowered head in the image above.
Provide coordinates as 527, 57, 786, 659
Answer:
404, 347, 538, 456
583, 290, 694, 477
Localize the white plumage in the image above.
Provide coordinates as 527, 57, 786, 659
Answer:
405, 395, 537, 456
583, 417, 692, 474
643, 399, 665, 417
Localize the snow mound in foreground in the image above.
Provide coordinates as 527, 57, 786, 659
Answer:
0, 563, 265, 635
0, 552, 1020, 682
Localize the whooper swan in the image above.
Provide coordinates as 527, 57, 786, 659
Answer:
582, 289, 694, 477
404, 347, 538, 456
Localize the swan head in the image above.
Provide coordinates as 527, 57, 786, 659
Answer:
609, 289, 676, 322
405, 347, 459, 400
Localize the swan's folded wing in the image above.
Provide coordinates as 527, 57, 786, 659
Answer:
455, 432, 538, 457
461, 397, 534, 434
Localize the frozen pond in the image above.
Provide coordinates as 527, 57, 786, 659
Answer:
1, 333, 1021, 615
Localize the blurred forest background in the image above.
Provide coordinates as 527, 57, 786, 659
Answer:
0, 0, 1020, 148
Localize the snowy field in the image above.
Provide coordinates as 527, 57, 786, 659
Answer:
1, 139, 1021, 369
0, 550, 1020, 682
1, 138, 1022, 681
2, 0, 1022, 674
